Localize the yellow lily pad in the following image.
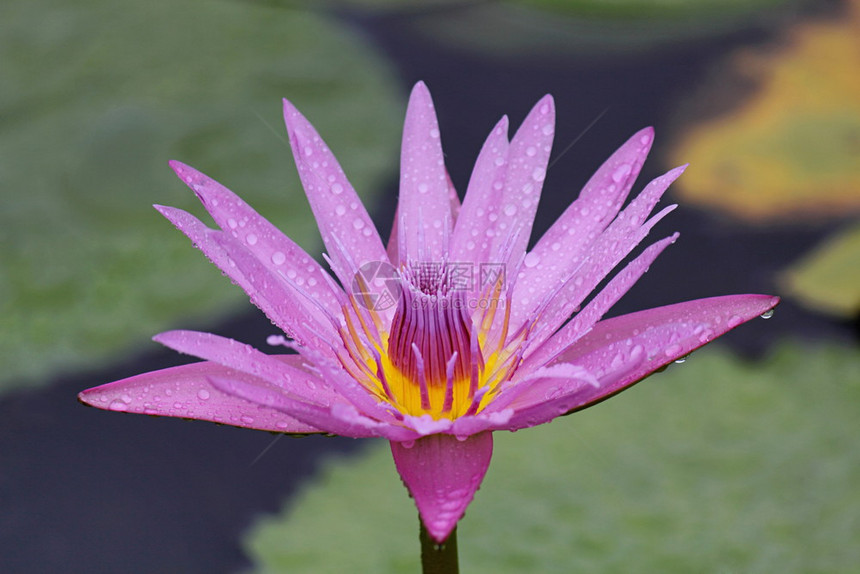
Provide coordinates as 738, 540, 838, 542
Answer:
668, 1, 860, 222
781, 222, 860, 317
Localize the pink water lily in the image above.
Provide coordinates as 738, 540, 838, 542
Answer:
80, 82, 778, 543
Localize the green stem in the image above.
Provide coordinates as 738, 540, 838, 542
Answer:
420, 520, 459, 574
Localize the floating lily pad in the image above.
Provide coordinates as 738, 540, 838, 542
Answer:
668, 3, 860, 222
244, 341, 860, 572
0, 0, 401, 394
781, 221, 860, 317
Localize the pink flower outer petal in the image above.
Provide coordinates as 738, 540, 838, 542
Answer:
78, 360, 322, 434
391, 431, 494, 542
208, 375, 416, 440
521, 167, 684, 346
282, 98, 388, 286
167, 160, 343, 319
522, 233, 679, 369
398, 81, 452, 263
207, 231, 341, 345
155, 206, 337, 349
449, 116, 510, 266
495, 294, 780, 431
492, 95, 555, 268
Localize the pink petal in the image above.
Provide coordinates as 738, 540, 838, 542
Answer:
153, 330, 340, 404
78, 360, 322, 434
208, 375, 402, 439
155, 206, 332, 347
208, 230, 343, 341
449, 115, 510, 265
523, 233, 678, 369
491, 95, 555, 267
499, 294, 780, 430
168, 161, 343, 318
390, 432, 493, 542
519, 166, 684, 346
508, 128, 655, 331
397, 82, 452, 263
282, 99, 388, 285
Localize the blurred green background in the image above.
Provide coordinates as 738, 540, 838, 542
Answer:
1, 0, 858, 572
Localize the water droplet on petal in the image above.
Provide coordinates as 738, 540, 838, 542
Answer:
271, 251, 286, 265
227, 218, 238, 229
401, 440, 415, 449
246, 233, 258, 246
727, 315, 743, 328
418, 182, 429, 194
523, 252, 540, 268
504, 204, 517, 216
109, 399, 128, 412
531, 167, 546, 182
331, 183, 344, 195
611, 163, 631, 183
525, 146, 537, 157
197, 389, 210, 400
760, 310, 774, 319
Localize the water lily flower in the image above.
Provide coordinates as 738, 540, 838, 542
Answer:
79, 82, 778, 545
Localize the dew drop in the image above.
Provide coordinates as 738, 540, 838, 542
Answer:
525, 146, 537, 157
531, 167, 546, 182
331, 183, 344, 195
503, 204, 517, 216
760, 309, 774, 320
430, 128, 440, 139
197, 389, 210, 400
353, 218, 365, 230
727, 315, 743, 328
523, 252, 540, 268
542, 124, 554, 136
611, 163, 631, 183
271, 251, 286, 265
108, 400, 128, 412
246, 233, 258, 246
227, 218, 238, 229
418, 182, 429, 194
335, 205, 346, 216
241, 415, 255, 424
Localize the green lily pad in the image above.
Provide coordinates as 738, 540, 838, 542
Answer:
244, 341, 860, 573
0, 0, 401, 394
781, 222, 860, 317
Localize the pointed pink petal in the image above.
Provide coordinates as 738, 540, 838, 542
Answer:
523, 233, 678, 369
449, 115, 510, 264
517, 166, 685, 346
508, 128, 655, 331
491, 95, 555, 267
156, 205, 339, 349
153, 330, 341, 404
397, 82, 452, 263
391, 432, 493, 542
78, 360, 323, 434
209, 231, 343, 343
483, 363, 599, 424
498, 294, 779, 430
208, 375, 402, 439
282, 99, 388, 285
168, 161, 343, 317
